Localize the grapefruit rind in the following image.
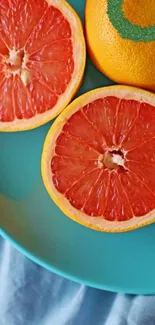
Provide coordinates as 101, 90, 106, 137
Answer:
0, 0, 86, 132
41, 85, 155, 232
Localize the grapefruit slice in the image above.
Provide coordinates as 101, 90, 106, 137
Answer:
42, 85, 155, 232
0, 0, 85, 131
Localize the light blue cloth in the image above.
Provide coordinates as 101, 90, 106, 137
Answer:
0, 236, 155, 325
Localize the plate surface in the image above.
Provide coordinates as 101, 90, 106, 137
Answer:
1, 0, 155, 294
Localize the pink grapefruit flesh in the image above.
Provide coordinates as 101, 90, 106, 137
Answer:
42, 86, 155, 232
0, 0, 86, 131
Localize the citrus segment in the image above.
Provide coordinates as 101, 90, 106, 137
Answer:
0, 76, 14, 122
104, 171, 133, 221
28, 79, 58, 115
27, 57, 74, 95
114, 99, 140, 145
65, 168, 102, 211
0, 0, 86, 131
123, 103, 155, 150
42, 86, 155, 232
84, 169, 109, 217
55, 133, 99, 160
13, 75, 35, 119
0, 0, 48, 50
25, 5, 71, 55
52, 156, 97, 193
0, 74, 5, 87
82, 97, 119, 147
29, 39, 72, 62
127, 138, 155, 164
62, 110, 106, 153
126, 162, 155, 196
120, 171, 155, 217
0, 38, 8, 56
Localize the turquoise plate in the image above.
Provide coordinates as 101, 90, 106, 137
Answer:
1, 0, 155, 294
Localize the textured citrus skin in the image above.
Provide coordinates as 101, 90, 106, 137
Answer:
85, 0, 155, 91
41, 85, 155, 233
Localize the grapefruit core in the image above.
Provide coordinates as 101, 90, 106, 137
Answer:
0, 0, 86, 131
42, 86, 155, 232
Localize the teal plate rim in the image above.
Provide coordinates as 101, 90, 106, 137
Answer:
0, 226, 116, 293
0, 226, 152, 295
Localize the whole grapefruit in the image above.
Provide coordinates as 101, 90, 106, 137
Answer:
85, 0, 155, 91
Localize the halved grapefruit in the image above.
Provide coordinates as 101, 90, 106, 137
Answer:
42, 85, 155, 232
0, 0, 86, 131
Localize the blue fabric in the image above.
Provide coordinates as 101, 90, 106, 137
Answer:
1, 236, 155, 325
